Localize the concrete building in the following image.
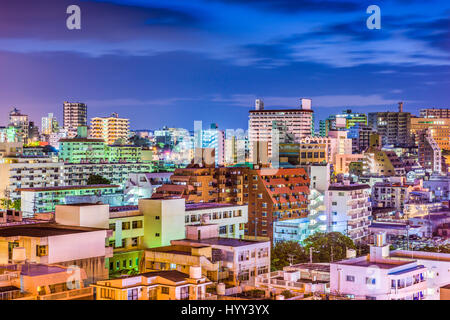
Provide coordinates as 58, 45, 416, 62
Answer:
143, 223, 270, 286
0, 223, 111, 284
90, 113, 130, 145
420, 108, 450, 119
139, 198, 248, 249
0, 263, 93, 300
8, 108, 29, 143
418, 129, 442, 174
411, 117, 450, 151
249, 98, 314, 159
18, 185, 122, 216
368, 107, 413, 147
125, 172, 173, 203
325, 182, 371, 244
41, 113, 58, 136
63, 102, 87, 138
330, 234, 428, 300
92, 268, 213, 300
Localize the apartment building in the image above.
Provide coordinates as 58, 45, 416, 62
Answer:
411, 117, 450, 151
0, 223, 111, 284
63, 102, 87, 138
0, 157, 64, 200
368, 109, 413, 147
372, 180, 412, 211
330, 234, 427, 300
0, 263, 93, 300
246, 168, 310, 240
92, 268, 212, 300
91, 113, 130, 145
325, 182, 371, 244
335, 154, 365, 175
144, 223, 270, 286
19, 185, 122, 216
139, 198, 248, 249
8, 108, 29, 143
420, 108, 450, 119
125, 172, 173, 203
418, 129, 442, 173
249, 98, 314, 159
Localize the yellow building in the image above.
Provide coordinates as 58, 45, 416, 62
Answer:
411, 118, 450, 151
91, 268, 213, 300
91, 113, 130, 145
335, 154, 365, 174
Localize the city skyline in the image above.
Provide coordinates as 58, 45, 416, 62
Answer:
0, 0, 449, 130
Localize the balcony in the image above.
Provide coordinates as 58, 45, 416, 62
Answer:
38, 287, 93, 300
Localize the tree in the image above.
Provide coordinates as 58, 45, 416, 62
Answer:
87, 174, 111, 185
12, 199, 21, 211
271, 241, 307, 271
0, 198, 12, 210
303, 232, 356, 263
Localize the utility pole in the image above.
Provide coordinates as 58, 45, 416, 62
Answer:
310, 247, 313, 264
254, 217, 258, 240
331, 246, 334, 263
287, 254, 294, 266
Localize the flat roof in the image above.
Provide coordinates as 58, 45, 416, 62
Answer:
249, 109, 313, 113
20, 264, 67, 277
178, 237, 268, 247
370, 223, 421, 230
336, 258, 412, 269
140, 270, 190, 282
17, 184, 120, 192
0, 224, 106, 237
185, 202, 243, 211
289, 263, 330, 273
328, 183, 370, 191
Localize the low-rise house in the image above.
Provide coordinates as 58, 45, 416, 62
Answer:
91, 267, 213, 300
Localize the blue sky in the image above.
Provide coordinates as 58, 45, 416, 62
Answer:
0, 0, 449, 131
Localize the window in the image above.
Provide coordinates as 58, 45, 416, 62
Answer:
219, 226, 227, 235
127, 288, 138, 300
155, 216, 160, 220
346, 275, 355, 282
122, 222, 130, 230
109, 223, 116, 231
338, 192, 345, 196
123, 260, 127, 268
36, 245, 48, 257
155, 233, 160, 237
161, 287, 169, 294
131, 237, 138, 247
332, 202, 337, 206
366, 277, 376, 285
132, 220, 143, 229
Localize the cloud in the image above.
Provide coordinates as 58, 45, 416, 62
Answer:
210, 94, 403, 108
206, 0, 361, 13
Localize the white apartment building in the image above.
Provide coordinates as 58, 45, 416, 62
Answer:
372, 181, 411, 211
299, 133, 352, 165
330, 233, 450, 300
125, 172, 173, 203
0, 157, 64, 200
325, 182, 372, 243
0, 158, 153, 201
330, 234, 427, 300
249, 98, 314, 159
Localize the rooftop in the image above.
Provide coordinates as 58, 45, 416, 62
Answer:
17, 184, 120, 192
19, 264, 67, 277
328, 183, 370, 191
0, 224, 106, 238
177, 237, 268, 247
185, 202, 242, 211
335, 257, 412, 269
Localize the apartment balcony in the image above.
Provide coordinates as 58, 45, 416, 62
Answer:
37, 287, 93, 300
390, 280, 427, 297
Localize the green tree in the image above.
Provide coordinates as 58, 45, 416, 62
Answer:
303, 232, 356, 263
12, 199, 21, 211
87, 174, 111, 185
0, 198, 12, 210
271, 241, 307, 271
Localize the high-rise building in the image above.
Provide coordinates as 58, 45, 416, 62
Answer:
420, 108, 450, 118
41, 113, 58, 135
8, 107, 29, 143
411, 117, 450, 151
91, 113, 130, 145
368, 107, 412, 147
63, 101, 87, 138
249, 98, 314, 159
193, 122, 225, 166
418, 129, 442, 173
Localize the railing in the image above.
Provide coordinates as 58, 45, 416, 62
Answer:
38, 287, 93, 300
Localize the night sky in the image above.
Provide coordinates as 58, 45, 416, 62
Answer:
0, 0, 449, 131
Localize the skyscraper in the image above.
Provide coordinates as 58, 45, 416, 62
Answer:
63, 102, 87, 138
8, 107, 29, 143
248, 98, 314, 160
